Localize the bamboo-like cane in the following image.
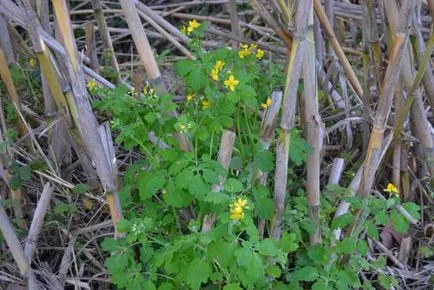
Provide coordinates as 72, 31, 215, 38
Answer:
202, 130, 236, 232
91, 0, 119, 77
270, 1, 311, 240
248, 0, 292, 47
24, 183, 54, 259
411, 16, 434, 107
384, 0, 434, 187
135, 2, 190, 44
48, 0, 124, 237
37, 0, 71, 168
0, 13, 14, 64
228, 0, 241, 48
120, 0, 191, 152
302, 4, 325, 245
85, 22, 100, 72
136, 9, 195, 60
344, 0, 414, 242
314, 0, 363, 100
0, 201, 39, 289
333, 133, 393, 240
257, 92, 282, 238
324, 0, 334, 53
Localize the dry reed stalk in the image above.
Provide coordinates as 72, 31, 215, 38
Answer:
135, 2, 190, 43
333, 133, 394, 240
314, 0, 363, 100
257, 91, 282, 237
0, 13, 14, 64
91, 0, 120, 77
328, 158, 345, 186
384, 0, 434, 186
49, 0, 124, 237
302, 4, 324, 245
202, 130, 236, 232
345, 0, 414, 241
248, 0, 292, 47
324, 0, 334, 53
411, 19, 434, 107
136, 8, 195, 60
37, 0, 71, 168
0, 201, 39, 289
24, 183, 54, 259
85, 22, 100, 72
228, 0, 241, 48
271, 0, 311, 240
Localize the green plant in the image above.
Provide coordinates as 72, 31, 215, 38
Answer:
93, 22, 420, 290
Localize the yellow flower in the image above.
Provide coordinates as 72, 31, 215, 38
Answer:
234, 198, 248, 208
229, 198, 249, 221
239, 49, 249, 59
87, 79, 97, 90
256, 49, 264, 60
179, 124, 186, 132
211, 68, 219, 81
249, 43, 257, 51
384, 183, 399, 194
214, 60, 225, 71
230, 208, 244, 220
29, 58, 37, 67
261, 97, 272, 109
181, 25, 187, 35
239, 44, 250, 59
224, 75, 239, 91
186, 94, 194, 103
202, 100, 210, 109
188, 19, 201, 29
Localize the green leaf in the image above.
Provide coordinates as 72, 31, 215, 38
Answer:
188, 175, 209, 200
390, 211, 409, 233
266, 264, 281, 278
292, 266, 318, 282
205, 191, 231, 204
289, 130, 312, 166
117, 219, 132, 233
187, 67, 208, 92
374, 211, 388, 225
138, 172, 166, 201
163, 185, 192, 208
174, 60, 193, 76
101, 238, 118, 252
257, 239, 279, 256
339, 237, 357, 254
203, 169, 220, 184
331, 212, 354, 229
365, 220, 379, 240
255, 197, 274, 220
223, 283, 242, 290
254, 150, 274, 172
175, 169, 194, 189
224, 178, 243, 193
312, 280, 326, 290
401, 202, 420, 220
279, 232, 299, 253
307, 245, 327, 264
185, 258, 211, 290
72, 183, 90, 194
158, 282, 174, 290
19, 165, 31, 181
230, 156, 243, 170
